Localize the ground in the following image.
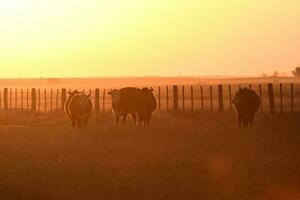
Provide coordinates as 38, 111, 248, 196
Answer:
0, 112, 300, 200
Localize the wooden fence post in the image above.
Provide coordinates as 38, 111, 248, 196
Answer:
218, 85, 224, 112
61, 89, 67, 111
44, 89, 47, 112
173, 85, 178, 111
210, 85, 213, 111
228, 85, 232, 112
259, 84, 263, 112
15, 89, 17, 110
38, 89, 41, 112
31, 88, 37, 112
95, 88, 100, 114
158, 87, 161, 112
291, 83, 294, 116
56, 89, 59, 112
182, 85, 185, 111
191, 86, 194, 113
279, 83, 283, 114
267, 83, 275, 115
21, 89, 23, 111
166, 86, 169, 112
10, 88, 12, 111
200, 85, 204, 111
102, 89, 106, 113
26, 89, 29, 111
4, 88, 8, 112
50, 89, 53, 112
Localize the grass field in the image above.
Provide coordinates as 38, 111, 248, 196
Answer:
0, 112, 300, 200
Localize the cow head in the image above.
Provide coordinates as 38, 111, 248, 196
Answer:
232, 87, 248, 105
68, 90, 80, 96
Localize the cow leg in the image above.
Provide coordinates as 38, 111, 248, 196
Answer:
77, 119, 82, 128
84, 117, 89, 128
122, 113, 128, 124
131, 113, 137, 126
249, 114, 255, 126
71, 119, 76, 128
238, 116, 242, 127
115, 115, 120, 125
243, 118, 248, 127
137, 112, 143, 126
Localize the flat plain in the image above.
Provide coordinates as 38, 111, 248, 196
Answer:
0, 111, 300, 200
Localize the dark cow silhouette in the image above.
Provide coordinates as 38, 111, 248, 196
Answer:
108, 87, 140, 125
64, 90, 80, 122
137, 88, 157, 125
232, 87, 260, 127
64, 91, 93, 128
108, 87, 157, 125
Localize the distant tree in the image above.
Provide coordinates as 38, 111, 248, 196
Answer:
273, 71, 279, 77
292, 67, 300, 77
262, 73, 268, 78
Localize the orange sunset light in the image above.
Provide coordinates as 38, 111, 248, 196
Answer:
0, 0, 300, 78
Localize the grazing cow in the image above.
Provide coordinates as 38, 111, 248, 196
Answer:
108, 87, 140, 125
64, 90, 80, 122
65, 91, 93, 128
232, 87, 260, 127
137, 88, 157, 125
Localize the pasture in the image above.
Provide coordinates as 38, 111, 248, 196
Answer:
0, 112, 300, 200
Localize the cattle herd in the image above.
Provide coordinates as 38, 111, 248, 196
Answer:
64, 86, 260, 128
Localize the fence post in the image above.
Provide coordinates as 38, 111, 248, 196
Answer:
31, 88, 37, 112
291, 83, 294, 116
50, 89, 53, 112
61, 88, 67, 110
56, 89, 59, 112
279, 83, 283, 114
267, 83, 275, 115
200, 85, 204, 111
259, 84, 263, 112
218, 85, 224, 112
166, 86, 169, 112
10, 88, 12, 111
173, 85, 178, 111
38, 89, 41, 112
228, 85, 232, 112
26, 89, 29, 111
44, 89, 47, 112
182, 85, 185, 111
102, 89, 106, 113
158, 87, 161, 112
4, 88, 8, 112
95, 88, 100, 114
21, 89, 23, 111
210, 85, 213, 111
191, 86, 194, 113
15, 89, 17, 110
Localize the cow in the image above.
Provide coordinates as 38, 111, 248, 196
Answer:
137, 87, 157, 125
64, 90, 80, 122
64, 91, 93, 128
108, 87, 140, 125
232, 87, 260, 127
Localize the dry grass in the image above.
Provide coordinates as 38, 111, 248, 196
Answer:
0, 112, 300, 200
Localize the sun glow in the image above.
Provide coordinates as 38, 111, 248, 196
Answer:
0, 0, 300, 78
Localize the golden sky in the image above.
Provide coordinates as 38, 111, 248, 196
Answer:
0, 0, 299, 78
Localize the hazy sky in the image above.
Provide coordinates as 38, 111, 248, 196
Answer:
0, 0, 299, 78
